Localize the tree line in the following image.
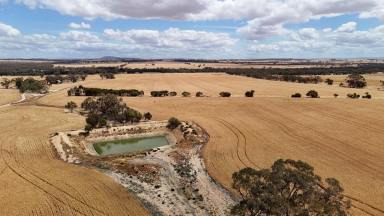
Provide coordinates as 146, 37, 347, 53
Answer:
68, 86, 144, 97
1, 61, 384, 76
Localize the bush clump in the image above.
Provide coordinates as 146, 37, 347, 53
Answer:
325, 78, 334, 85
362, 92, 372, 99
151, 90, 169, 97
345, 74, 367, 88
219, 92, 231, 97
291, 93, 302, 98
65, 101, 77, 113
306, 90, 319, 98
169, 91, 177, 97
347, 93, 360, 99
81, 94, 142, 131
245, 90, 255, 97
196, 92, 204, 97
18, 78, 48, 93
167, 117, 181, 130
182, 91, 191, 97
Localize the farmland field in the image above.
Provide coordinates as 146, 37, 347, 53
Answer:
1, 73, 384, 215
0, 89, 20, 105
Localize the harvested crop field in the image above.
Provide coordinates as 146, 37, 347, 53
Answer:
0, 105, 149, 215
1, 73, 384, 215
0, 89, 20, 105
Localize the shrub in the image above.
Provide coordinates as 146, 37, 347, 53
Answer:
19, 78, 48, 93
306, 90, 319, 98
100, 73, 115, 79
196, 92, 204, 97
169, 91, 177, 97
65, 101, 77, 112
325, 78, 334, 85
345, 74, 367, 88
182, 91, 191, 97
219, 92, 231, 97
362, 92, 372, 99
347, 93, 360, 99
334, 93, 339, 98
167, 117, 181, 130
291, 93, 302, 98
245, 90, 255, 97
144, 112, 152, 121
151, 90, 169, 97
82, 94, 142, 128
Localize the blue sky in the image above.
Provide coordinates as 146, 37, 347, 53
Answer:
0, 0, 384, 59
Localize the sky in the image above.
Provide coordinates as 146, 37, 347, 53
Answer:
0, 0, 384, 59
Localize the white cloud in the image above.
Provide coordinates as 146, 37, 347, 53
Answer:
69, 22, 91, 29
13, 0, 384, 41
60, 30, 100, 42
0, 22, 21, 37
104, 28, 236, 50
337, 22, 357, 32
249, 24, 384, 56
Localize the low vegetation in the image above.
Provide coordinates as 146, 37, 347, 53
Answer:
151, 90, 170, 97
68, 86, 144, 97
291, 93, 302, 98
325, 78, 334, 85
182, 91, 191, 97
46, 74, 87, 85
347, 93, 360, 99
231, 159, 351, 216
18, 78, 48, 93
220, 92, 231, 97
99, 73, 115, 79
81, 94, 143, 130
196, 92, 204, 97
65, 101, 77, 113
344, 74, 367, 88
167, 117, 181, 130
245, 90, 255, 97
306, 90, 319, 98
362, 92, 372, 99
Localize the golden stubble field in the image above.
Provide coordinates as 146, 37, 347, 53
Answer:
0, 89, 20, 106
1, 73, 384, 215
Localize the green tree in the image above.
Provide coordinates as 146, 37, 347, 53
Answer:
306, 90, 319, 98
65, 101, 78, 113
144, 112, 152, 121
345, 74, 367, 88
196, 92, 204, 97
167, 117, 181, 130
220, 92, 231, 97
231, 159, 351, 216
182, 91, 191, 97
245, 90, 255, 97
325, 78, 334, 85
1, 78, 12, 89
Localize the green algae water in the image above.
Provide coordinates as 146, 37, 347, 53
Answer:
93, 136, 169, 156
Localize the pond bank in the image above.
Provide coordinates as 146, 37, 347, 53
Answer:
51, 121, 236, 215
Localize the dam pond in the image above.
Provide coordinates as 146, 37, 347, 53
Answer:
93, 136, 169, 156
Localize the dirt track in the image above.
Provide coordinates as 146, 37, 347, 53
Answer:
1, 73, 384, 215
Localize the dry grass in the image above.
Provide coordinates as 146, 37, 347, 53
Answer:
0, 89, 20, 105
0, 105, 149, 215
2, 73, 384, 215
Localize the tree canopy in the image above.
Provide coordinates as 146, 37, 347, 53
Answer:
231, 159, 350, 216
